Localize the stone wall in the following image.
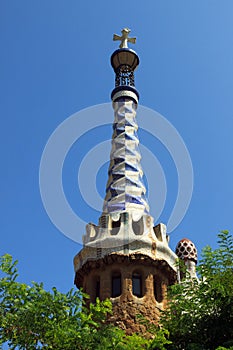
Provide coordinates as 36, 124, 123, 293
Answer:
109, 298, 160, 335
75, 253, 176, 334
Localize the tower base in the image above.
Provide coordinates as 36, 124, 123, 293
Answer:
74, 229, 177, 334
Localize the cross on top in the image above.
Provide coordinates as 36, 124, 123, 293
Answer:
113, 28, 136, 49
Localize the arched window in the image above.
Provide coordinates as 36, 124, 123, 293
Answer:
153, 276, 163, 303
95, 277, 100, 299
132, 272, 142, 297
111, 272, 121, 297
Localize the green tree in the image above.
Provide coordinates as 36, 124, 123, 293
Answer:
0, 254, 147, 349
161, 230, 233, 350
2, 231, 232, 349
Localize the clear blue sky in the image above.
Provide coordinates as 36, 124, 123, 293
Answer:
1, 1, 233, 292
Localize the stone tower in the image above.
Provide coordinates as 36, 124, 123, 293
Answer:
74, 29, 182, 334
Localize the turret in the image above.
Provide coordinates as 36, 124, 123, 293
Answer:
176, 238, 198, 279
74, 28, 179, 335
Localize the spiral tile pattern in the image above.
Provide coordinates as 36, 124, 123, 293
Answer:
103, 98, 149, 215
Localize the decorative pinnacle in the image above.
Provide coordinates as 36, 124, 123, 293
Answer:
113, 28, 136, 49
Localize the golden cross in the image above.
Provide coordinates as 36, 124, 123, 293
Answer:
113, 28, 136, 49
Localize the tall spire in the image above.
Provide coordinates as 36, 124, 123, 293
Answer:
103, 31, 149, 216
74, 29, 179, 335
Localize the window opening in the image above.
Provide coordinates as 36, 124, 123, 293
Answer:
132, 273, 142, 297
112, 273, 121, 297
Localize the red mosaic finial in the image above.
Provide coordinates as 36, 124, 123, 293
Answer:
175, 238, 197, 263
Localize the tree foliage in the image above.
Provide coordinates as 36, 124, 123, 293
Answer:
0, 230, 233, 349
162, 230, 233, 350
0, 254, 155, 349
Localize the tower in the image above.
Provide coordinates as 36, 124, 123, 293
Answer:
73, 29, 190, 334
